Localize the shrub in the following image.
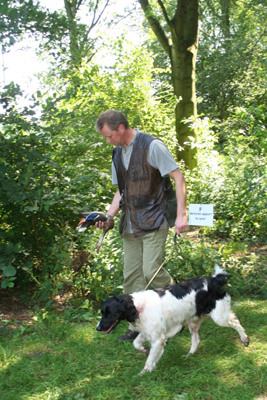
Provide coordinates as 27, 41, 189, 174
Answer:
185, 117, 267, 242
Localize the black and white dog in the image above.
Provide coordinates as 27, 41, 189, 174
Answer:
96, 266, 250, 375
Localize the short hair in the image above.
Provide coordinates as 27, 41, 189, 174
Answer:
95, 110, 129, 132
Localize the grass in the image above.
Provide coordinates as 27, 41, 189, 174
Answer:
1, 236, 266, 399
1, 299, 267, 400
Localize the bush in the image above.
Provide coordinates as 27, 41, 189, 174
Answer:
185, 117, 267, 242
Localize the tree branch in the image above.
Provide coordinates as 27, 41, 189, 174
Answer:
138, 0, 171, 56
64, 0, 75, 20
157, 0, 170, 24
87, 0, 110, 34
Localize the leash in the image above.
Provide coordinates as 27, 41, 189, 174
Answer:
145, 233, 181, 290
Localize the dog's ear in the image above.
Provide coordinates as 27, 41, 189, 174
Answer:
114, 295, 125, 305
116, 296, 128, 311
125, 303, 138, 323
118, 295, 138, 323
108, 295, 128, 314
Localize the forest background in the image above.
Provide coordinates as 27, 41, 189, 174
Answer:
0, 0, 267, 312
1, 1, 267, 399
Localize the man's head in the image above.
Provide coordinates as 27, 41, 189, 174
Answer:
95, 110, 131, 146
95, 110, 129, 132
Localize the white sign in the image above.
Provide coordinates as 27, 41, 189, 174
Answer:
189, 204, 214, 226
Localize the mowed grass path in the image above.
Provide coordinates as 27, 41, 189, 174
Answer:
0, 299, 267, 400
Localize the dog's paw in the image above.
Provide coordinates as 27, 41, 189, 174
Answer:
141, 346, 150, 355
135, 345, 150, 355
182, 351, 196, 358
138, 364, 153, 375
243, 335, 250, 347
138, 368, 146, 376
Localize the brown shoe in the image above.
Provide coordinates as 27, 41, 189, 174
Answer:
117, 329, 139, 341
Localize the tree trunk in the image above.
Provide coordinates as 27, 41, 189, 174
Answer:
171, 0, 198, 168
138, 0, 199, 170
64, 0, 82, 68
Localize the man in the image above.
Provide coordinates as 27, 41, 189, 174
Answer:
95, 110, 189, 340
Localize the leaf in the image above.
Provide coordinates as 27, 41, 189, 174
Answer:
81, 313, 93, 321
1, 280, 9, 289
3, 264, 17, 277
44, 200, 55, 211
0, 277, 15, 289
0, 260, 6, 270
25, 204, 39, 212
2, 180, 12, 190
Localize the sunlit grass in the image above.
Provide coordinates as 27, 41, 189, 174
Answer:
1, 299, 267, 400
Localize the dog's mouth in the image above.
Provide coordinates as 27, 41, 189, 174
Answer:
103, 320, 119, 334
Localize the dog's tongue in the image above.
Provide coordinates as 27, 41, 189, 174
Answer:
103, 320, 118, 334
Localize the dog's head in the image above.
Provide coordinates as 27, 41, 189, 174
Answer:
96, 294, 138, 334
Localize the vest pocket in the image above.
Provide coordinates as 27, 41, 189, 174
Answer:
130, 165, 149, 181
132, 195, 164, 230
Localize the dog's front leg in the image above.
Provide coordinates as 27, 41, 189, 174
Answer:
228, 312, 250, 346
133, 334, 150, 355
138, 337, 166, 375
212, 309, 250, 347
210, 298, 250, 347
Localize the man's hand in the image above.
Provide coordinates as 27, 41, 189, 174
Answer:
175, 214, 189, 236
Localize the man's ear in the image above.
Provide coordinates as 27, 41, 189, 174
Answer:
118, 124, 125, 133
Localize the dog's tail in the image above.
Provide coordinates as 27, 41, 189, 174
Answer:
212, 264, 228, 288
213, 264, 227, 277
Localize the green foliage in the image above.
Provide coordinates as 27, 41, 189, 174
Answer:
184, 117, 267, 242
191, 0, 267, 243
197, 0, 267, 157
198, 0, 267, 120
0, 83, 97, 290
218, 104, 267, 155
33, 229, 124, 307
1, 1, 266, 316
0, 0, 67, 50
165, 233, 267, 300
0, 40, 176, 295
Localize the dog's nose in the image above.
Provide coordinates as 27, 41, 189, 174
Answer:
96, 322, 101, 331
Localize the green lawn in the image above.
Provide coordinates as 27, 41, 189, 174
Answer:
1, 299, 267, 400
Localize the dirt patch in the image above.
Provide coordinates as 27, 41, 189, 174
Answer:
247, 243, 267, 257
0, 288, 34, 325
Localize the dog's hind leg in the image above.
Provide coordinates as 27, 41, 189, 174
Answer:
186, 316, 205, 356
209, 296, 250, 346
138, 337, 166, 375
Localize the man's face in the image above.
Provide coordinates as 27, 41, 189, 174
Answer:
100, 123, 125, 146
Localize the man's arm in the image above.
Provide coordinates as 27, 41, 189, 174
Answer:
95, 189, 121, 228
106, 189, 121, 217
168, 169, 189, 235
